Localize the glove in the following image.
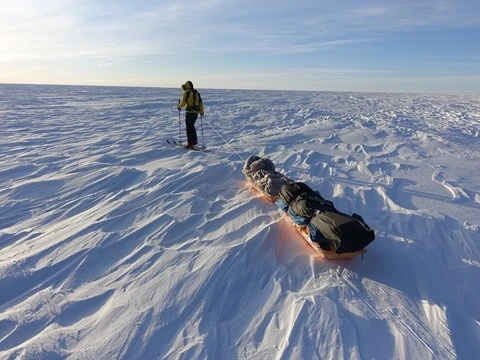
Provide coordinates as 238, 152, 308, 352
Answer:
200, 112, 204, 116
177, 107, 181, 111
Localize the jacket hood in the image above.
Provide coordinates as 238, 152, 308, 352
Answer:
182, 81, 194, 91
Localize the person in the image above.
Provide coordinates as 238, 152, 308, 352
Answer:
177, 81, 204, 148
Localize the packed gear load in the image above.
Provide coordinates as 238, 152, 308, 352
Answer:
243, 155, 293, 201
309, 210, 374, 253
244, 156, 375, 259
277, 182, 315, 206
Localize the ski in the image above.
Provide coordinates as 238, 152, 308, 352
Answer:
166, 139, 209, 152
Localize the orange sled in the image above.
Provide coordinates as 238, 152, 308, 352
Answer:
246, 177, 366, 260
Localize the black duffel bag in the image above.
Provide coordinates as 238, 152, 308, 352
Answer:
289, 192, 335, 219
278, 182, 314, 206
310, 211, 375, 254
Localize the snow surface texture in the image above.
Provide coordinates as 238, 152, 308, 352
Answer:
0, 84, 479, 360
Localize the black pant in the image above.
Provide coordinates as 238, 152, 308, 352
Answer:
185, 112, 198, 145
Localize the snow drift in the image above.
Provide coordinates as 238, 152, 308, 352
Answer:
0, 84, 479, 359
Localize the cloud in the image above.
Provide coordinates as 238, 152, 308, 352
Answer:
0, 0, 212, 62
201, 37, 374, 54
1, 0, 478, 63
1, 0, 478, 93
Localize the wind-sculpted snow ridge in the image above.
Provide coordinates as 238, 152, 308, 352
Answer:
0, 84, 479, 359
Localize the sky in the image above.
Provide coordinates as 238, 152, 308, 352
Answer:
1, 0, 479, 93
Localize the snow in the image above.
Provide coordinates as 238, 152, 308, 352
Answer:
0, 83, 479, 359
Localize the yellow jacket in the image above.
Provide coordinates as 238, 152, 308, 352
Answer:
177, 81, 204, 115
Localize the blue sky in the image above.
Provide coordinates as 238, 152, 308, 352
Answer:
1, 0, 479, 93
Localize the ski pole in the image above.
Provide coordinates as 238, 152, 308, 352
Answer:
200, 115, 205, 148
178, 109, 182, 144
